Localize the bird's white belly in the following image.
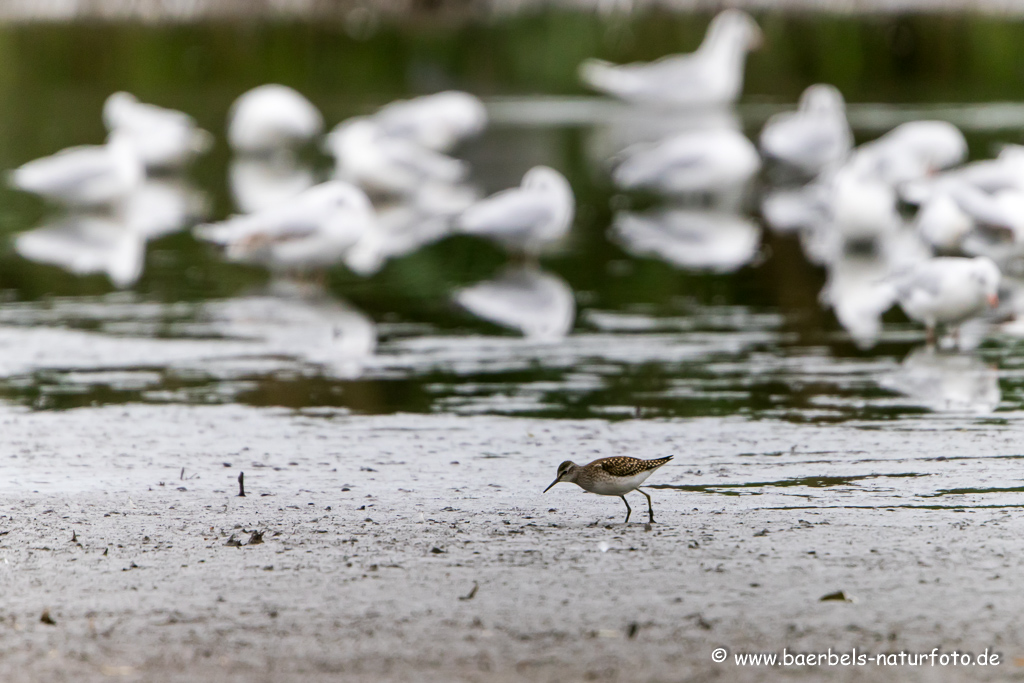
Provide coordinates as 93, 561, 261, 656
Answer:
584, 470, 654, 496
902, 285, 983, 325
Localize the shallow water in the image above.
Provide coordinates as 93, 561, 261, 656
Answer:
2, 15, 1024, 421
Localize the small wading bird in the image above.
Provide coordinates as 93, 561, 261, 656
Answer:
544, 455, 673, 524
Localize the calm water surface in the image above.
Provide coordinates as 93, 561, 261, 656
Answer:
2, 14, 1024, 421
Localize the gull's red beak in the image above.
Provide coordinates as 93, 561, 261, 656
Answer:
988, 293, 1000, 308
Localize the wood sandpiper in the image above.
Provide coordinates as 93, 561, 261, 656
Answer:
543, 455, 673, 523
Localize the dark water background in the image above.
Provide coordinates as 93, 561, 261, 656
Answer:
1, 13, 1024, 420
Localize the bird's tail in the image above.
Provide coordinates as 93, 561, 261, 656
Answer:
646, 455, 673, 469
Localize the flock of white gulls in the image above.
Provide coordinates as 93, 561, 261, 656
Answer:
5, 9, 1021, 356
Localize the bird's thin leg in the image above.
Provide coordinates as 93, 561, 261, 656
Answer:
639, 488, 655, 523
620, 495, 632, 524
926, 325, 936, 347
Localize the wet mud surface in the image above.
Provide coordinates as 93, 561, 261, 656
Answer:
3, 404, 1024, 682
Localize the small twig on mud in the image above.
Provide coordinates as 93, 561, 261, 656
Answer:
237, 472, 246, 498
459, 582, 478, 600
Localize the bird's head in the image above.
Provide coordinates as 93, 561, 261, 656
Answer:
971, 256, 1001, 308
544, 460, 578, 492
708, 9, 763, 52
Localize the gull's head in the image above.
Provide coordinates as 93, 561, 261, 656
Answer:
522, 166, 571, 195
544, 460, 578, 492
103, 92, 140, 129
970, 256, 1001, 308
322, 117, 379, 157
708, 9, 763, 51
799, 84, 846, 115
887, 121, 967, 176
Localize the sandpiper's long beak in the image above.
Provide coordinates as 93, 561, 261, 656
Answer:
543, 478, 559, 493
988, 293, 1000, 308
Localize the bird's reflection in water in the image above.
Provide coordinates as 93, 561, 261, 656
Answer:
819, 252, 896, 349
347, 182, 478, 276
229, 153, 316, 214
15, 213, 146, 288
455, 265, 575, 341
586, 105, 741, 170
881, 346, 1000, 414
116, 176, 209, 239
610, 208, 761, 273
15, 177, 209, 288
201, 279, 376, 379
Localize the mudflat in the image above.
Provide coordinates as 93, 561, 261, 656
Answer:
2, 404, 1022, 682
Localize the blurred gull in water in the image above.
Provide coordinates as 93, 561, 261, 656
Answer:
853, 120, 967, 191
456, 166, 574, 257
901, 146, 1024, 207
579, 9, 762, 107
612, 128, 760, 198
346, 182, 478, 276
103, 92, 213, 169
455, 265, 575, 341
15, 213, 146, 288
9, 133, 143, 206
913, 189, 975, 254
229, 153, 316, 214
881, 346, 1000, 414
892, 256, 1001, 344
610, 208, 761, 273
194, 180, 374, 273
326, 117, 468, 197
228, 84, 323, 154
375, 91, 487, 152
759, 84, 852, 178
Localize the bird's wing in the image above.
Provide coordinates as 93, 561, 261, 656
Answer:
380, 138, 467, 183
895, 265, 945, 302
11, 147, 113, 194
598, 455, 673, 477
763, 117, 849, 164
458, 190, 554, 240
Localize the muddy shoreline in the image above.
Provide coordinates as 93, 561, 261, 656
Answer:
1, 404, 1022, 681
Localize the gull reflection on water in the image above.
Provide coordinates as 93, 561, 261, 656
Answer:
819, 252, 897, 349
881, 346, 1000, 414
14, 177, 208, 288
585, 104, 741, 170
117, 176, 209, 239
200, 279, 376, 379
229, 153, 316, 214
15, 213, 146, 288
454, 265, 575, 341
610, 207, 761, 273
